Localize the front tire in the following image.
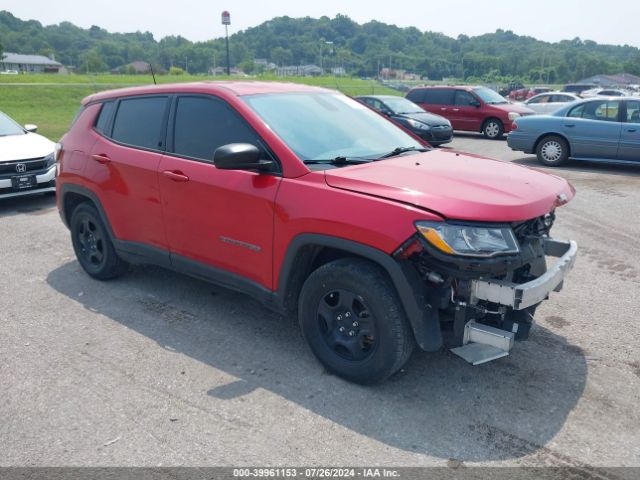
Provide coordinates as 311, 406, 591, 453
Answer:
482, 118, 504, 139
70, 203, 128, 280
298, 258, 414, 384
536, 135, 569, 166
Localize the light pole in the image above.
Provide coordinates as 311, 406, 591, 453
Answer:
319, 40, 333, 75
221, 11, 231, 75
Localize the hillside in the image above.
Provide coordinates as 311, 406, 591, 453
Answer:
1, 10, 639, 82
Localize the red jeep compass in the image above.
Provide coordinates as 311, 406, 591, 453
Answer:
56, 82, 577, 384
406, 85, 535, 139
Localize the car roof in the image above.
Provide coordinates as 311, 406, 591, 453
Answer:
82, 81, 333, 105
411, 85, 476, 91
356, 95, 404, 100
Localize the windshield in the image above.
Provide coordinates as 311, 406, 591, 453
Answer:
243, 93, 422, 161
0, 112, 26, 137
381, 97, 424, 114
473, 87, 509, 105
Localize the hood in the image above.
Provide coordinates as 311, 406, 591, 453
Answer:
324, 150, 575, 222
492, 103, 535, 115
0, 132, 55, 162
395, 112, 450, 126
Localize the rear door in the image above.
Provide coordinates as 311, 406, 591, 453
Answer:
158, 95, 281, 290
87, 95, 170, 251
618, 100, 640, 161
564, 100, 623, 159
410, 88, 455, 123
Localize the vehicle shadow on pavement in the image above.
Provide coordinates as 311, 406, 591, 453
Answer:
47, 261, 587, 462
0, 194, 56, 218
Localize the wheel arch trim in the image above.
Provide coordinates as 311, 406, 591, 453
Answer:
277, 234, 442, 351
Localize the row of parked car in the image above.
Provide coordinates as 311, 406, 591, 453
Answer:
354, 84, 639, 166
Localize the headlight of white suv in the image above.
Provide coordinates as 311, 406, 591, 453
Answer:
416, 221, 520, 258
508, 112, 521, 121
406, 119, 431, 130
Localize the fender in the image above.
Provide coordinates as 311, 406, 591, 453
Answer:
277, 234, 442, 352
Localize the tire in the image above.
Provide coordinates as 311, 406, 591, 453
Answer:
70, 202, 128, 280
536, 135, 569, 166
298, 258, 414, 384
482, 118, 504, 139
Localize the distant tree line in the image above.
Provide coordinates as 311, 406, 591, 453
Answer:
1, 10, 639, 82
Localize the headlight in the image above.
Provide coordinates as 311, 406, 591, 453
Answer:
43, 152, 55, 167
416, 221, 520, 258
406, 119, 431, 130
508, 112, 521, 121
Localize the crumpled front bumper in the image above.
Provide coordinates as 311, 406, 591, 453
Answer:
470, 238, 578, 310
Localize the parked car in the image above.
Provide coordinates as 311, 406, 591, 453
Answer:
508, 97, 640, 166
356, 95, 453, 145
0, 111, 56, 199
561, 84, 597, 96
57, 82, 577, 383
580, 88, 628, 98
509, 87, 552, 102
406, 85, 535, 139
519, 92, 580, 115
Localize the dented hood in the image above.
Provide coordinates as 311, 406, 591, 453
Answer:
323, 150, 575, 222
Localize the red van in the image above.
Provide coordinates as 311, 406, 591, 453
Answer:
406, 86, 535, 139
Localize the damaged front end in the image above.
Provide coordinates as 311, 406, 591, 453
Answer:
394, 213, 577, 364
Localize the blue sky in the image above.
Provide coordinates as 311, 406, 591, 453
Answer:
3, 0, 640, 47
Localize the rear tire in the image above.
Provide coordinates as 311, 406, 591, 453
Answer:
70, 203, 128, 280
298, 258, 414, 384
536, 135, 569, 166
482, 118, 504, 139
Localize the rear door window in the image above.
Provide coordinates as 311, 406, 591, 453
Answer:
111, 96, 169, 150
568, 100, 621, 122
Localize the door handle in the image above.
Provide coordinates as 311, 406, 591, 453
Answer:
91, 153, 111, 164
627, 128, 637, 133
452, 108, 460, 112
441, 108, 447, 111
564, 124, 576, 128
162, 170, 190, 182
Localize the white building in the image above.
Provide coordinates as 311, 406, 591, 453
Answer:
1, 53, 63, 73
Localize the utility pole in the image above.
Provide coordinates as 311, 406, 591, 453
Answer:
222, 11, 231, 75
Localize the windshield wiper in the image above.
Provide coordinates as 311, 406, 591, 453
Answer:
304, 156, 372, 165
377, 146, 430, 159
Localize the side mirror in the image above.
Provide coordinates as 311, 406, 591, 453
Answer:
24, 124, 38, 132
470, 100, 481, 108
213, 143, 273, 172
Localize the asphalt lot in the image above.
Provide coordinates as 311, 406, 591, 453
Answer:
1, 135, 639, 469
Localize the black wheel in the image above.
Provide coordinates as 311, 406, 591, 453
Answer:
536, 135, 569, 166
70, 203, 128, 280
298, 258, 414, 384
482, 118, 504, 139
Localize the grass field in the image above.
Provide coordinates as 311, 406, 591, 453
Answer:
0, 74, 399, 140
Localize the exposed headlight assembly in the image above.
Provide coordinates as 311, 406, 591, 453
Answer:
43, 152, 56, 167
416, 221, 520, 258
406, 119, 431, 130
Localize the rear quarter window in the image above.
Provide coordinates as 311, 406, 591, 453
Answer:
94, 101, 115, 135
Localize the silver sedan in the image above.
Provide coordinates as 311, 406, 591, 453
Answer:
517, 92, 580, 115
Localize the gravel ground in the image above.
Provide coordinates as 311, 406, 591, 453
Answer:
1, 134, 639, 470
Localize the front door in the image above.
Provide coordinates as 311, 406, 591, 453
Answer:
158, 95, 281, 290
618, 100, 640, 161
449, 90, 482, 131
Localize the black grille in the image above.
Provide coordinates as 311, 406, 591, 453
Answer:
512, 212, 555, 241
0, 157, 48, 174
